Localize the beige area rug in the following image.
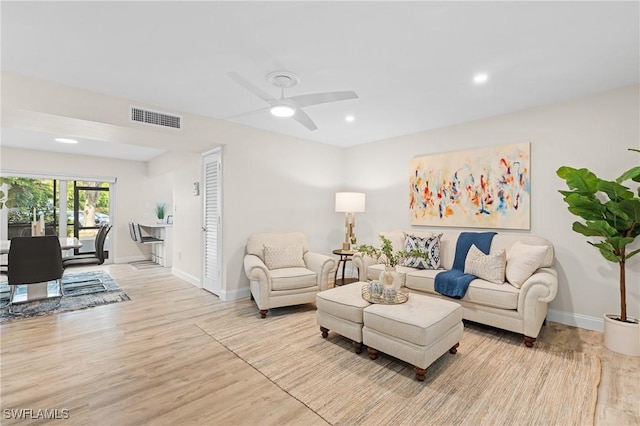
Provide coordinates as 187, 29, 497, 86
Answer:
196, 302, 601, 426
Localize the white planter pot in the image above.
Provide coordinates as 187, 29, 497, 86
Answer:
603, 314, 640, 357
379, 266, 405, 291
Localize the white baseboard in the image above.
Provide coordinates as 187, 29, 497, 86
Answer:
171, 268, 201, 288
221, 286, 251, 302
114, 255, 149, 264
547, 308, 604, 332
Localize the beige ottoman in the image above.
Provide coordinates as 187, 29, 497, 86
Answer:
363, 294, 463, 381
316, 282, 371, 353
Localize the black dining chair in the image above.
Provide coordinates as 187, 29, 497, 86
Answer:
8, 236, 65, 308
62, 224, 112, 269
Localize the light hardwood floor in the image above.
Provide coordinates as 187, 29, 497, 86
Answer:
1, 264, 638, 425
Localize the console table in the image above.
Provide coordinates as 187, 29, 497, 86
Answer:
139, 224, 173, 267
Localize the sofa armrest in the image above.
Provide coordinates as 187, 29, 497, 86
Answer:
517, 267, 558, 307
352, 252, 379, 282
304, 252, 336, 291
517, 267, 558, 338
244, 254, 271, 286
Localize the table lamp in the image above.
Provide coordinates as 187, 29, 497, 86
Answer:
335, 192, 365, 250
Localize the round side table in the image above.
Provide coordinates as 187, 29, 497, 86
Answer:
332, 249, 359, 286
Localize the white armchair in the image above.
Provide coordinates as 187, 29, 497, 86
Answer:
244, 232, 336, 318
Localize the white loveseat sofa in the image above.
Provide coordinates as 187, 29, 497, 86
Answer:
353, 230, 558, 347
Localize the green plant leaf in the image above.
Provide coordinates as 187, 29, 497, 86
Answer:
616, 165, 640, 184
591, 242, 621, 263
563, 193, 607, 221
626, 247, 640, 260
572, 221, 617, 238
603, 201, 633, 231
607, 236, 635, 250
618, 199, 640, 221
597, 179, 634, 201
557, 167, 599, 193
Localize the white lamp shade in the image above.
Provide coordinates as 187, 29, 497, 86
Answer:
335, 192, 366, 213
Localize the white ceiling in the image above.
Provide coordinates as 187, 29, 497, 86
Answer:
1, 128, 166, 162
1, 1, 638, 159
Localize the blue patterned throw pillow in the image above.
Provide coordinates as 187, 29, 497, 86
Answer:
402, 233, 442, 269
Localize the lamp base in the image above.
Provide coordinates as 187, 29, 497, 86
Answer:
342, 242, 351, 250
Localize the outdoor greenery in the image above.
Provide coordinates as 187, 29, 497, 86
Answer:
556, 150, 640, 323
0, 177, 109, 226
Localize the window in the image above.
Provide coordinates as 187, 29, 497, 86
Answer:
1, 177, 112, 257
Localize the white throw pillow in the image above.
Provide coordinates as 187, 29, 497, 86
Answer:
263, 244, 305, 270
505, 241, 548, 288
464, 244, 506, 284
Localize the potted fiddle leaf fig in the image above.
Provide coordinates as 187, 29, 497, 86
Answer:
557, 151, 640, 356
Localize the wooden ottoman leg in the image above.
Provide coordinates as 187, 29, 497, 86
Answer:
259, 309, 268, 319
367, 347, 378, 360
524, 336, 536, 347
449, 343, 460, 354
320, 326, 329, 338
353, 341, 363, 354
414, 366, 427, 381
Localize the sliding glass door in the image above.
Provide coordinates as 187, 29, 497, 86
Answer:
72, 181, 110, 255
1, 177, 111, 258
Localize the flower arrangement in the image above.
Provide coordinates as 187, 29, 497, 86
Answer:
356, 234, 429, 267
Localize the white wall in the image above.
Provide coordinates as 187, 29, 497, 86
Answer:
0, 147, 173, 263
2, 71, 638, 331
2, 72, 347, 298
220, 134, 344, 300
344, 85, 640, 330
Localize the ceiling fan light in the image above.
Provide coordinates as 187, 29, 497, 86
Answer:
270, 104, 296, 118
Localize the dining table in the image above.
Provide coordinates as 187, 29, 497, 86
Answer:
0, 236, 82, 255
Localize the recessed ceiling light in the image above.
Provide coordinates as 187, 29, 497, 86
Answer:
345, 115, 355, 123
270, 104, 296, 118
55, 137, 78, 144
473, 73, 489, 85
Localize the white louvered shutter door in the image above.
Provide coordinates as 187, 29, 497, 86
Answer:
202, 149, 222, 295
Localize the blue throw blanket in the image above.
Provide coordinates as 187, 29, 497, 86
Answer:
434, 232, 496, 298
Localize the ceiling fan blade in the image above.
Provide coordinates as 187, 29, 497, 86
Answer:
286, 91, 358, 108
227, 72, 276, 103
292, 109, 318, 131
223, 106, 270, 120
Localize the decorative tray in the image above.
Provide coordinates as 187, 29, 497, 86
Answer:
361, 284, 409, 305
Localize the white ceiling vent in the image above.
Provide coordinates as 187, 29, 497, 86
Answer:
130, 106, 182, 130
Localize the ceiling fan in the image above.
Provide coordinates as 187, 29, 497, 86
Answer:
226, 71, 358, 131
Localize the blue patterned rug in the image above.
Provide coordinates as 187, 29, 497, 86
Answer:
0, 270, 130, 323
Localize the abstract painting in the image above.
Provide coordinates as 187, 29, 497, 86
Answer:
409, 142, 531, 229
